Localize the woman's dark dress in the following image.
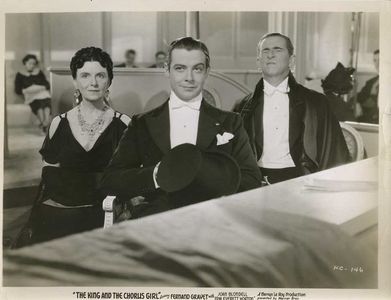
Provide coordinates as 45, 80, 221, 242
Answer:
14, 71, 50, 95
32, 111, 128, 243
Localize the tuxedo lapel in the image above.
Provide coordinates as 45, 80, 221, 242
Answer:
253, 81, 264, 160
247, 79, 265, 160
196, 101, 222, 150
287, 74, 305, 151
145, 100, 171, 154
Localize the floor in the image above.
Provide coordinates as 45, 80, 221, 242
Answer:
4, 126, 45, 189
3, 125, 45, 248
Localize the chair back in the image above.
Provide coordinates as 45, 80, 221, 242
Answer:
339, 122, 365, 161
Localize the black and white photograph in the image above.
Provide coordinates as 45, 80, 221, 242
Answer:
1, 0, 390, 299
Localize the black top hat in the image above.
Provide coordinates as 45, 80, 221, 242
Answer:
156, 143, 241, 207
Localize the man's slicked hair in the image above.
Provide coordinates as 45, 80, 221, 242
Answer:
167, 37, 210, 70
257, 32, 294, 56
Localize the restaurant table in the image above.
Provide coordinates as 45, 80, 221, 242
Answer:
223, 157, 378, 236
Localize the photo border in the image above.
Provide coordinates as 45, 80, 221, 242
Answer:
1, 1, 390, 299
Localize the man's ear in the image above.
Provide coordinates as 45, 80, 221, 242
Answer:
289, 54, 296, 72
205, 66, 210, 77
256, 57, 262, 72
163, 62, 170, 78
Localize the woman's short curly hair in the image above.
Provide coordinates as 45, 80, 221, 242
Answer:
22, 54, 39, 65
70, 47, 113, 85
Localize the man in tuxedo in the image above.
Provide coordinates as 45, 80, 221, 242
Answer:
149, 51, 167, 68
115, 49, 138, 68
357, 49, 379, 124
235, 33, 350, 184
101, 37, 262, 217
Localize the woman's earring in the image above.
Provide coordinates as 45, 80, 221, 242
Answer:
73, 89, 81, 105
104, 90, 111, 105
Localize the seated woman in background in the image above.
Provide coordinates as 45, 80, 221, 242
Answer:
14, 54, 52, 133
28, 47, 130, 244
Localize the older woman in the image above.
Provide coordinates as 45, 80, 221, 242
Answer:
14, 54, 51, 132
25, 47, 130, 244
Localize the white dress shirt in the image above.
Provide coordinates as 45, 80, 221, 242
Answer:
258, 77, 296, 169
168, 91, 202, 148
153, 91, 202, 188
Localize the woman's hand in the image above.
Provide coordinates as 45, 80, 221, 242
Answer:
43, 160, 60, 167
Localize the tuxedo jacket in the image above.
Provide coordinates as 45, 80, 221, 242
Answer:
101, 99, 262, 201
234, 73, 351, 173
357, 75, 379, 123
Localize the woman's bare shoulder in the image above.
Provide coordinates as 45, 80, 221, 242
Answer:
48, 115, 63, 139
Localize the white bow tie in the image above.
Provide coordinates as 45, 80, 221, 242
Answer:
264, 85, 290, 96
171, 100, 201, 111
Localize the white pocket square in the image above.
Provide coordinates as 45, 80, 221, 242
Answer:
216, 132, 234, 146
